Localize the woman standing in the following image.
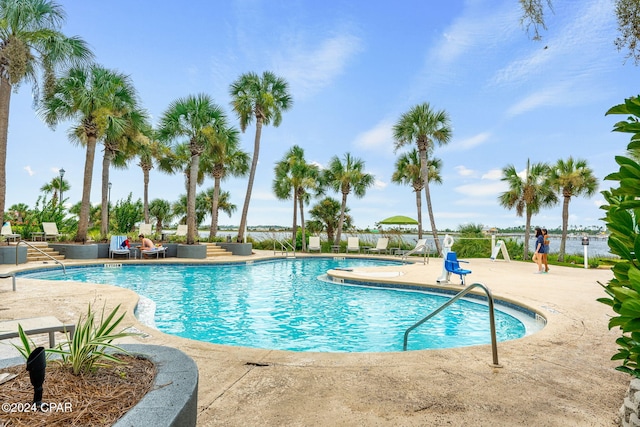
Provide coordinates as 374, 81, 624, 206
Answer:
533, 227, 544, 273
541, 228, 550, 273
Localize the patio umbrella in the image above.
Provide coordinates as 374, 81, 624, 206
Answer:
377, 216, 419, 251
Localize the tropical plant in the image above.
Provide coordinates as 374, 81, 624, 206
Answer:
157, 94, 228, 244
148, 198, 172, 236
172, 192, 209, 229
322, 153, 374, 246
498, 159, 558, 260
47, 303, 137, 375
0, 0, 92, 226
111, 193, 143, 234
548, 157, 598, 262
40, 175, 70, 208
273, 145, 320, 251
136, 133, 171, 223
393, 102, 452, 255
202, 188, 236, 239
40, 65, 138, 242
199, 124, 248, 238
308, 197, 352, 243
598, 96, 640, 378
229, 71, 292, 243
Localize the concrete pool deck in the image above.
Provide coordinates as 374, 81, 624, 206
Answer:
0, 252, 628, 426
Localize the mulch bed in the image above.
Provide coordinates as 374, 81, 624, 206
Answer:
0, 354, 155, 426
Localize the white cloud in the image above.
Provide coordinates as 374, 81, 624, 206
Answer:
24, 166, 35, 177
505, 84, 572, 117
354, 120, 393, 151
454, 181, 507, 197
454, 165, 475, 177
481, 169, 502, 180
449, 132, 491, 151
373, 179, 387, 190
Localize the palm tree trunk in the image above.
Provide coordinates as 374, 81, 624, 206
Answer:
209, 176, 221, 238
292, 191, 298, 248
77, 136, 98, 242
419, 149, 440, 254
299, 194, 306, 252
100, 151, 112, 237
558, 195, 570, 262
186, 153, 200, 245
335, 192, 348, 246
237, 118, 263, 242
415, 189, 423, 240
143, 166, 151, 224
0, 77, 11, 226
524, 213, 532, 260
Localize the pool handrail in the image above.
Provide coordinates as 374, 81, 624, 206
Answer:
400, 243, 430, 264
16, 240, 66, 274
402, 282, 501, 367
273, 239, 296, 258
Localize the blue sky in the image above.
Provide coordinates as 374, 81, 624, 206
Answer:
5, 0, 638, 231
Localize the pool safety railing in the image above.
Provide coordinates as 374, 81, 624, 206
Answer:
402, 282, 501, 367
400, 243, 430, 265
16, 240, 66, 274
273, 239, 296, 258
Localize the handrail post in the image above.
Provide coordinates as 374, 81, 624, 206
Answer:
402, 282, 501, 367
15, 240, 66, 274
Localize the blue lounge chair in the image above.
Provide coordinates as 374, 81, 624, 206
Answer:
109, 236, 131, 259
444, 251, 471, 285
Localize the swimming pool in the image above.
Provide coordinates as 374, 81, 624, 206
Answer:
19, 258, 540, 352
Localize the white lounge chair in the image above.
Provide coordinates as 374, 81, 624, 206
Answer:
346, 237, 360, 253
368, 237, 389, 254
109, 235, 131, 259
141, 246, 167, 259
138, 223, 152, 237
308, 236, 321, 252
399, 238, 431, 264
42, 222, 61, 241
1, 221, 20, 242
175, 224, 188, 237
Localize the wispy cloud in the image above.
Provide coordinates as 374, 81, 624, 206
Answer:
482, 169, 503, 180
24, 166, 34, 177
454, 165, 475, 177
454, 181, 507, 197
354, 120, 393, 151
447, 132, 492, 151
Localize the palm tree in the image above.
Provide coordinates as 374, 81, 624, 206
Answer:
148, 198, 172, 237
498, 159, 558, 260
40, 65, 137, 241
157, 94, 228, 244
229, 71, 292, 242
548, 157, 598, 262
308, 197, 352, 243
322, 153, 374, 246
0, 0, 92, 225
273, 146, 320, 251
199, 125, 249, 238
40, 176, 70, 207
393, 102, 452, 255
391, 149, 443, 239
136, 134, 170, 223
172, 192, 210, 230
203, 187, 237, 237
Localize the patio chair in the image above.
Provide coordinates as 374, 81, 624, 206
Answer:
42, 222, 62, 241
346, 237, 360, 253
138, 223, 152, 237
1, 221, 20, 242
308, 236, 321, 252
141, 246, 167, 259
175, 224, 188, 237
109, 235, 131, 259
368, 237, 389, 254
444, 251, 471, 285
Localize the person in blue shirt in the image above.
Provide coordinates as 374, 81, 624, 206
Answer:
533, 227, 544, 274
541, 228, 550, 273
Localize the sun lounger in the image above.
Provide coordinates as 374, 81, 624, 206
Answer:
109, 235, 131, 259
1, 221, 20, 242
346, 237, 360, 253
308, 236, 321, 252
175, 224, 187, 237
138, 223, 152, 237
368, 237, 389, 254
0, 316, 75, 348
141, 246, 167, 258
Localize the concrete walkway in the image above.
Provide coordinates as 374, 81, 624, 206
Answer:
0, 252, 628, 426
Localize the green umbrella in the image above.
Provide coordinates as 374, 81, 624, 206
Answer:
378, 215, 418, 225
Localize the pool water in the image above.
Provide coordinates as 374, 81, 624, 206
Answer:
20, 258, 533, 352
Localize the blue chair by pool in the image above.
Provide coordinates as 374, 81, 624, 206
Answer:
109, 235, 131, 259
444, 251, 471, 285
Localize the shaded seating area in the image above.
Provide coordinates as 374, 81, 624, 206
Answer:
109, 235, 131, 259
444, 251, 471, 285
308, 236, 321, 252
346, 237, 360, 253
1, 221, 20, 241
368, 237, 389, 254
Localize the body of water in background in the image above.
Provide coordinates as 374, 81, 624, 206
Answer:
210, 231, 611, 257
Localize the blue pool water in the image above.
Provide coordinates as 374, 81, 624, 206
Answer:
20, 258, 535, 352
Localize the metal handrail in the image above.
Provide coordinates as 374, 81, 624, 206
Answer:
402, 282, 501, 367
400, 244, 430, 264
16, 240, 66, 274
273, 239, 296, 258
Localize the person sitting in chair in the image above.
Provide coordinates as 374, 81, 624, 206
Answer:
139, 234, 154, 251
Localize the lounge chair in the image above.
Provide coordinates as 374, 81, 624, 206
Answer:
444, 251, 471, 285
346, 237, 360, 253
42, 222, 62, 241
109, 235, 131, 259
399, 239, 431, 263
175, 224, 188, 237
138, 223, 152, 237
1, 221, 20, 242
141, 246, 167, 259
368, 237, 389, 254
308, 236, 321, 252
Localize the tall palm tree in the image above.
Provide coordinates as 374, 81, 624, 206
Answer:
157, 94, 228, 244
322, 153, 374, 246
148, 198, 172, 237
498, 159, 558, 260
391, 149, 443, 239
40, 176, 70, 207
136, 133, 170, 223
229, 71, 292, 242
40, 65, 137, 241
172, 192, 210, 229
308, 197, 352, 243
199, 125, 249, 238
0, 0, 92, 225
548, 157, 598, 262
202, 187, 237, 236
273, 145, 320, 251
393, 102, 452, 255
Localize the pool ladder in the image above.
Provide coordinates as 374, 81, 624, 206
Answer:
273, 239, 296, 258
402, 282, 501, 367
